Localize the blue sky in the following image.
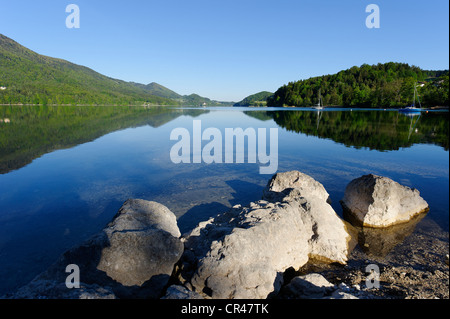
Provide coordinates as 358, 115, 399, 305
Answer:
0, 0, 448, 101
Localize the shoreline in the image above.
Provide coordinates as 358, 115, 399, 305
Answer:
4, 171, 448, 300
1, 103, 449, 110
240, 105, 450, 110
296, 220, 449, 299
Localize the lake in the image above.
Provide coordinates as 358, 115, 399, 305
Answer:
0, 105, 448, 296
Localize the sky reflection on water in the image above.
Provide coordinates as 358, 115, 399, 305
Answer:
0, 106, 448, 295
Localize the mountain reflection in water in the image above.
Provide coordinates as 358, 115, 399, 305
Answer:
0, 106, 447, 296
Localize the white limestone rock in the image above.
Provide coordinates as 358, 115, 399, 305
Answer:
341, 174, 429, 228
180, 171, 352, 299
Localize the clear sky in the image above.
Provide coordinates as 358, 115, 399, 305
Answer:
0, 0, 449, 101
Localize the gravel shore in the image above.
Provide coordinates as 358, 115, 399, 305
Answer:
295, 218, 449, 299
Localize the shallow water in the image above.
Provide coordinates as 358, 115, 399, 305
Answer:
0, 105, 448, 295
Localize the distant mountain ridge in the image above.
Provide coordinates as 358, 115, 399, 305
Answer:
0, 34, 231, 106
2, 34, 448, 108
130, 82, 233, 106
234, 91, 273, 106
130, 82, 182, 100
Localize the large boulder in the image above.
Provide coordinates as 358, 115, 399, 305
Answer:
341, 174, 429, 228
263, 170, 331, 203
97, 199, 183, 287
12, 199, 183, 299
178, 171, 352, 299
271, 188, 352, 264
181, 200, 312, 299
264, 171, 352, 263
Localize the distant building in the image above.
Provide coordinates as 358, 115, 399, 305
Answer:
0, 86, 6, 90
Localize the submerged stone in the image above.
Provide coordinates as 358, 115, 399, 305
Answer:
11, 199, 183, 299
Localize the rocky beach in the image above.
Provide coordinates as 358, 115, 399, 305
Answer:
4, 171, 448, 300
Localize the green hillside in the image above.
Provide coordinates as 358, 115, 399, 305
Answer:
268, 62, 449, 108
234, 91, 273, 106
130, 82, 182, 100
0, 34, 232, 106
0, 34, 179, 106
130, 82, 233, 106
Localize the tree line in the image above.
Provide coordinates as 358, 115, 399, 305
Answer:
267, 63, 449, 108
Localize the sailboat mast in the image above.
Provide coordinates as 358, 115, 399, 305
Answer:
319, 89, 320, 106
416, 84, 422, 108
319, 88, 322, 107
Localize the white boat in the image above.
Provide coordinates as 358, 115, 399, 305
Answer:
399, 82, 422, 114
313, 89, 324, 110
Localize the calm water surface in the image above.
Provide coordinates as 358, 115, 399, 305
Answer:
0, 105, 448, 295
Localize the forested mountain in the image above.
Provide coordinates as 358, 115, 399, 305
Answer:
267, 63, 449, 108
0, 34, 231, 106
181, 93, 234, 106
234, 91, 273, 106
129, 81, 232, 106
130, 82, 182, 100
0, 34, 180, 106
2, 34, 447, 108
